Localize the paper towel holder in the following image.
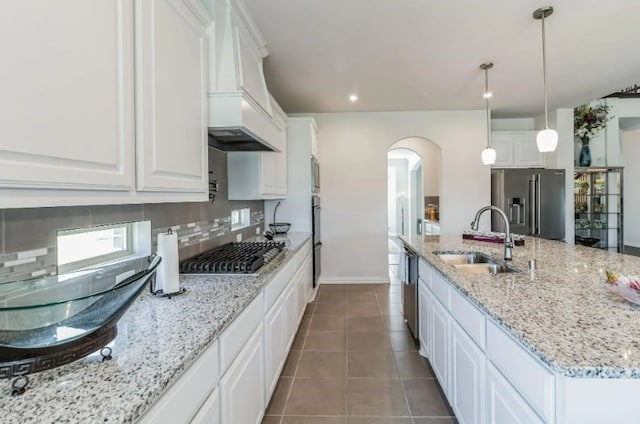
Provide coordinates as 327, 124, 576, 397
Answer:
151, 229, 187, 299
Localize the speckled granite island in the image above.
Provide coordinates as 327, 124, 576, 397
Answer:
400, 234, 640, 424
0, 233, 312, 424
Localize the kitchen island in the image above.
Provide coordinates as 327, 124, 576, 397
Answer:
0, 233, 312, 424
401, 234, 640, 423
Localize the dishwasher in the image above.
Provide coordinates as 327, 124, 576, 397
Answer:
401, 246, 419, 339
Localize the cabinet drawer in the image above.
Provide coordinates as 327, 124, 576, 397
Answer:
265, 259, 295, 311
450, 288, 486, 350
418, 258, 431, 288
219, 292, 264, 374
139, 340, 219, 424
430, 271, 450, 308
486, 320, 554, 423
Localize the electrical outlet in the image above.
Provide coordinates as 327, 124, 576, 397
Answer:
236, 233, 242, 242
256, 227, 260, 235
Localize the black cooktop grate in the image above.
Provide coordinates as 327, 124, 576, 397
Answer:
179, 241, 285, 274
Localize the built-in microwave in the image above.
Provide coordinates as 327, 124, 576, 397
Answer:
311, 156, 320, 193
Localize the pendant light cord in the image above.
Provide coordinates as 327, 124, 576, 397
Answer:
484, 67, 491, 148
541, 13, 549, 129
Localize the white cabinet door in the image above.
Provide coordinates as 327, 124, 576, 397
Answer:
491, 134, 514, 168
135, 0, 208, 193
264, 295, 285, 399
430, 297, 451, 400
491, 132, 544, 168
513, 133, 544, 167
227, 152, 287, 200
0, 0, 135, 192
191, 387, 220, 424
486, 363, 544, 424
451, 322, 485, 424
220, 323, 266, 424
297, 253, 313, 319
284, 283, 297, 350
418, 277, 431, 358
259, 152, 279, 196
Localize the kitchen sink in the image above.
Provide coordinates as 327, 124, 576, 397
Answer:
434, 251, 520, 274
437, 252, 494, 265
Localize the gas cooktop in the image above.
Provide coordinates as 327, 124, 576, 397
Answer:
179, 241, 285, 274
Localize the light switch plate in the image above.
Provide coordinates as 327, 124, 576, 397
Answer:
256, 227, 260, 235
236, 233, 242, 242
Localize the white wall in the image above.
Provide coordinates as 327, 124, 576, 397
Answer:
623, 130, 640, 248
491, 118, 535, 131
312, 110, 488, 283
391, 137, 441, 197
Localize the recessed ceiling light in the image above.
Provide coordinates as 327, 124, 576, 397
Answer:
483, 92, 493, 99
349, 94, 358, 102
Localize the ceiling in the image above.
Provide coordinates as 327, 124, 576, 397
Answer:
243, 0, 640, 117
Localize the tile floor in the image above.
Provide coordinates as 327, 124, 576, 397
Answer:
261, 279, 457, 424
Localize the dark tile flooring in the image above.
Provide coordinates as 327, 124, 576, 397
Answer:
262, 283, 457, 424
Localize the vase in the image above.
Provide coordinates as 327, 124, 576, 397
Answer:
579, 144, 591, 167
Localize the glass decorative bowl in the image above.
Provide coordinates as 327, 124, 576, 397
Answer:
0, 255, 161, 384
604, 271, 640, 306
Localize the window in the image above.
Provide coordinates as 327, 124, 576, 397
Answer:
231, 208, 251, 231
57, 223, 134, 273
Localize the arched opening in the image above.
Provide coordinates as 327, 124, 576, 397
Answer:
387, 137, 442, 282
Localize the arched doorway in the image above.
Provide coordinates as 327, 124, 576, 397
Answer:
387, 137, 442, 282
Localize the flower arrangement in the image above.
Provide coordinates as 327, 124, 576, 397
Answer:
574, 102, 613, 145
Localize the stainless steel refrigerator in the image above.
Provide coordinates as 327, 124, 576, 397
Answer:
491, 169, 565, 240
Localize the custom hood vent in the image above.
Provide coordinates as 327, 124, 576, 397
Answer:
207, 0, 283, 152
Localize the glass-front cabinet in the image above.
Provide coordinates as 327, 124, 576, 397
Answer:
574, 167, 623, 252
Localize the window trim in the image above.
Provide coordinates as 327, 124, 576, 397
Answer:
57, 222, 134, 274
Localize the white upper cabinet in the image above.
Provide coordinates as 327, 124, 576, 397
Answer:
492, 131, 545, 168
0, 0, 211, 208
0, 0, 135, 192
135, 0, 208, 192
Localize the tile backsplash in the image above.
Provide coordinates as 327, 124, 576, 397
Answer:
0, 147, 264, 283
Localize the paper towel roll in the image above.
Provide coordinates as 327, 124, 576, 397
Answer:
157, 231, 180, 294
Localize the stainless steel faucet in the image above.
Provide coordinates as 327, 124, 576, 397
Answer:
470, 205, 514, 261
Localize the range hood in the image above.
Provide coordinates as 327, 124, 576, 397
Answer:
207, 0, 284, 152
208, 127, 273, 152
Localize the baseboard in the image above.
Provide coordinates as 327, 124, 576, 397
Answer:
318, 276, 390, 285
625, 242, 640, 248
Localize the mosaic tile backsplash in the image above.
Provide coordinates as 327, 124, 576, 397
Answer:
0, 147, 265, 284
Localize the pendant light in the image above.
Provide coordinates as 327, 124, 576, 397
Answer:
480, 63, 496, 165
534, 6, 558, 152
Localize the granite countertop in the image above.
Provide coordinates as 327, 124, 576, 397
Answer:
400, 234, 640, 379
0, 232, 312, 424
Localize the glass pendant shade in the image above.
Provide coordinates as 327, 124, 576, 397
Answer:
536, 128, 558, 152
481, 147, 496, 165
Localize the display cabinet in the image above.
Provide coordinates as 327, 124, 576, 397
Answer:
574, 167, 623, 252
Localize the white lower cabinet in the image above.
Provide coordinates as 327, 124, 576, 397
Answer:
265, 295, 286, 398
430, 296, 450, 398
140, 242, 313, 424
219, 323, 266, 424
284, 283, 297, 350
486, 362, 544, 424
190, 387, 220, 424
414, 252, 554, 424
451, 321, 485, 424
